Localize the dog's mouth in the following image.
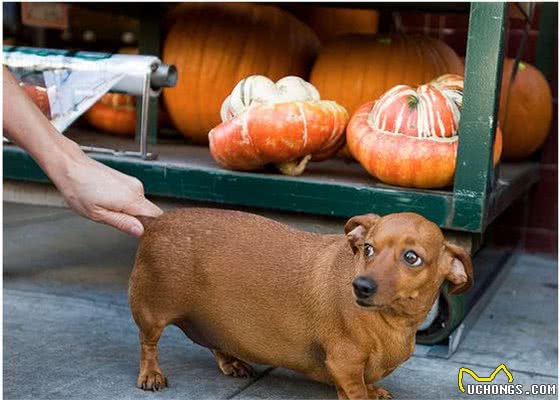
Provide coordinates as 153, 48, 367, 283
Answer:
355, 299, 376, 308
355, 298, 390, 309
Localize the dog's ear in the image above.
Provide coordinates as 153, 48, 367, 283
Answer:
344, 214, 380, 254
442, 242, 473, 295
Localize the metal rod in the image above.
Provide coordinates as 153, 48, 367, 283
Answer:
139, 73, 151, 160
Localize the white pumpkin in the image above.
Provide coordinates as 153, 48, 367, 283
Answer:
220, 75, 320, 121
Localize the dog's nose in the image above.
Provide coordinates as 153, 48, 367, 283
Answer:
352, 277, 377, 299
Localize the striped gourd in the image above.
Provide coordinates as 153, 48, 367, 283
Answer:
347, 74, 502, 189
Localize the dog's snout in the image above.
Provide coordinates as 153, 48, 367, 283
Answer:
352, 277, 377, 299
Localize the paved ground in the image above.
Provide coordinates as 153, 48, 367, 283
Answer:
4, 202, 558, 399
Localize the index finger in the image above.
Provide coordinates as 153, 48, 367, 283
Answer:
127, 197, 164, 218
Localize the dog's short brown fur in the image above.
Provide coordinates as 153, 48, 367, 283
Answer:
129, 208, 472, 399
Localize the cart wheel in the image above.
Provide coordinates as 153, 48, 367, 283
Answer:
416, 283, 467, 345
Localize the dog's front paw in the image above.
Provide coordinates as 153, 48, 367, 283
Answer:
367, 385, 392, 399
137, 370, 168, 391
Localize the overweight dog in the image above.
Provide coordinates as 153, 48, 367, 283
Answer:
129, 208, 472, 399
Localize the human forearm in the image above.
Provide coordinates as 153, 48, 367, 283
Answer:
3, 67, 162, 236
3, 67, 86, 178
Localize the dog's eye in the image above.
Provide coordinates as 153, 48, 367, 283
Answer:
364, 244, 375, 258
403, 250, 422, 267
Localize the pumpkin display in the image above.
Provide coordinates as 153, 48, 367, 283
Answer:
21, 83, 51, 118
85, 93, 136, 136
290, 6, 379, 43
209, 76, 348, 176
84, 47, 139, 137
347, 74, 502, 189
163, 3, 321, 143
310, 34, 464, 117
499, 58, 553, 160
84, 93, 172, 137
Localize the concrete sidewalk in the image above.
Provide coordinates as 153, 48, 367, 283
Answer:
3, 202, 558, 399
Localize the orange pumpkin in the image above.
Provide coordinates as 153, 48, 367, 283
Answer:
209, 76, 348, 176
21, 83, 51, 118
499, 58, 553, 160
163, 3, 320, 143
310, 34, 464, 117
85, 93, 136, 136
291, 6, 379, 43
83, 47, 139, 137
347, 75, 502, 189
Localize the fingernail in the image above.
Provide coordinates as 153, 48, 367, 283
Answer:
131, 224, 144, 237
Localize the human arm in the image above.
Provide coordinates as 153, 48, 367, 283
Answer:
3, 67, 162, 236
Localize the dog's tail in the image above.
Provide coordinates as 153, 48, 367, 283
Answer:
136, 215, 157, 231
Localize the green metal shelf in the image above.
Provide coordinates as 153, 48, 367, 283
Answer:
3, 129, 539, 233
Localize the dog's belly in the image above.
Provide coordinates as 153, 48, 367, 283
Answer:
174, 310, 327, 379
174, 315, 222, 350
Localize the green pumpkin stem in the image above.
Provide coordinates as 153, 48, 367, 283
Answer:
407, 94, 419, 108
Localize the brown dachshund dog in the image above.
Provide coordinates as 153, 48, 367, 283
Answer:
129, 208, 473, 399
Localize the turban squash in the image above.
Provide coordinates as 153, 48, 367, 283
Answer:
310, 34, 464, 118
347, 74, 503, 189
163, 3, 320, 143
209, 76, 348, 176
499, 58, 553, 160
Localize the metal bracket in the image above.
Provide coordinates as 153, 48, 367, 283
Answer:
77, 71, 157, 160
138, 71, 156, 160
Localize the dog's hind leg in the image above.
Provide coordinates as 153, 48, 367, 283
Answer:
135, 323, 168, 391
211, 350, 255, 378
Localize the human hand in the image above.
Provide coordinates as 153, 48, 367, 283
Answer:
48, 142, 163, 237
3, 67, 162, 236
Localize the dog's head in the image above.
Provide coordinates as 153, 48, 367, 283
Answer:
345, 212, 473, 316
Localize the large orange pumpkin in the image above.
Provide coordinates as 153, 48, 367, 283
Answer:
163, 4, 320, 143
290, 6, 379, 43
310, 34, 464, 117
209, 76, 348, 176
85, 93, 136, 137
499, 58, 553, 160
347, 75, 502, 189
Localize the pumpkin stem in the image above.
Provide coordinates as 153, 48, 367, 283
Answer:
407, 94, 419, 108
276, 155, 312, 176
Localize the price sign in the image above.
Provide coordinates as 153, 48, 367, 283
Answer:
21, 3, 69, 30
